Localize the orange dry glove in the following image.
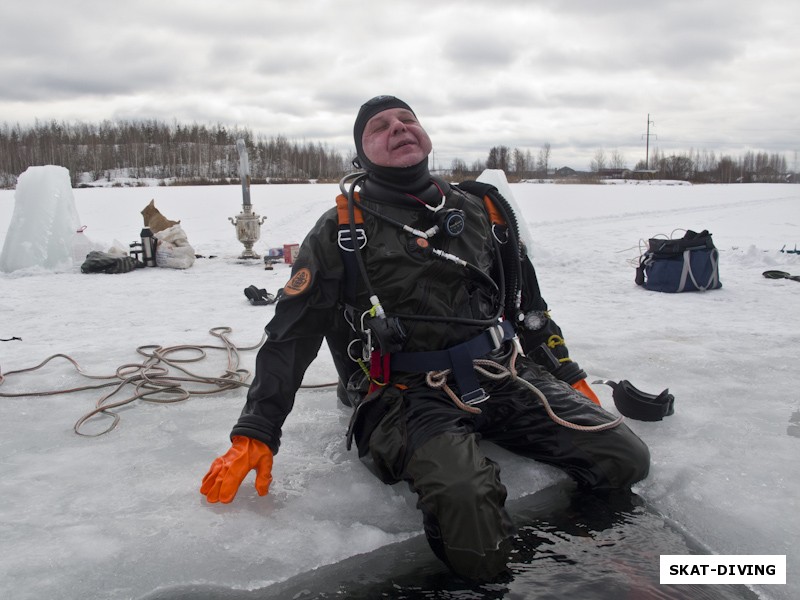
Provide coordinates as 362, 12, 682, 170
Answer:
572, 378, 601, 405
200, 435, 273, 503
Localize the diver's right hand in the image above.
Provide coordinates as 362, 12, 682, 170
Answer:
200, 435, 273, 503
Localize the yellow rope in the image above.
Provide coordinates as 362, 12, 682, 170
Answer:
546, 334, 572, 363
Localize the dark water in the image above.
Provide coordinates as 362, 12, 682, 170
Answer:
142, 483, 759, 600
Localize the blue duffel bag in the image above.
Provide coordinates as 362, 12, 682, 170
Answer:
635, 230, 722, 293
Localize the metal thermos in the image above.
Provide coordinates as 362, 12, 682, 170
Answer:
141, 227, 157, 267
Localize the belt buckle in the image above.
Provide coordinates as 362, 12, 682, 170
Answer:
462, 388, 489, 406
487, 323, 505, 349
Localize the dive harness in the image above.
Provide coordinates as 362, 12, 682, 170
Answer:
336, 172, 628, 451
336, 172, 520, 402
392, 320, 517, 406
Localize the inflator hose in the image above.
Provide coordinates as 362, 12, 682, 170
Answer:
457, 181, 524, 321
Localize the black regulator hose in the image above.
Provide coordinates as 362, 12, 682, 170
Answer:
338, 172, 504, 328
457, 181, 524, 321
341, 171, 377, 300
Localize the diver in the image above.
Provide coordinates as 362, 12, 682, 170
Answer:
200, 95, 650, 582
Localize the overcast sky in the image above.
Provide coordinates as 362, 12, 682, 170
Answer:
2, 0, 798, 170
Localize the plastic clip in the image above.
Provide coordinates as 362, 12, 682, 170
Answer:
462, 388, 489, 406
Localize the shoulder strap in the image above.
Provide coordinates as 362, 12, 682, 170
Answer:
456, 180, 506, 226
335, 193, 366, 304
457, 180, 524, 318
336, 193, 364, 226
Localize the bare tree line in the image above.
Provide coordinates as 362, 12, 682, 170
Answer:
0, 119, 352, 188
640, 147, 791, 183
450, 143, 554, 181
469, 143, 794, 183
1, 119, 795, 188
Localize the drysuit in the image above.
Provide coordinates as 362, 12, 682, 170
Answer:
232, 173, 650, 581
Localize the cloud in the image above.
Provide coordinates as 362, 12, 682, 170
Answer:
0, 0, 798, 170
442, 33, 518, 70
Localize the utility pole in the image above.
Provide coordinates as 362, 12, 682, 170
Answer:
643, 114, 656, 169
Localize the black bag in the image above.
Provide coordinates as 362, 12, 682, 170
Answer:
80, 251, 137, 274
635, 230, 722, 293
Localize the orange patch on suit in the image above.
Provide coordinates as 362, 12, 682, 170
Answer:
283, 267, 312, 296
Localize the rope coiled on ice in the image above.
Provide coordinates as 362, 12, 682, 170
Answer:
0, 327, 333, 437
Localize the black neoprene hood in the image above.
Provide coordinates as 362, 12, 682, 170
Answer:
352, 95, 430, 189
353, 95, 415, 168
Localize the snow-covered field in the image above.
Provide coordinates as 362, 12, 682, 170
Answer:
1, 175, 798, 599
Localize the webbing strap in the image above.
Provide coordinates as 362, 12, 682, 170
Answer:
336, 193, 366, 303
391, 321, 515, 404
678, 248, 719, 292
336, 193, 364, 225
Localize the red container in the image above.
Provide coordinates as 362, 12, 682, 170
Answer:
283, 243, 300, 264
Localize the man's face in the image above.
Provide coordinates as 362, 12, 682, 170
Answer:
361, 108, 433, 168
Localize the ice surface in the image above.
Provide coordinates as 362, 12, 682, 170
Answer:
0, 166, 82, 272
0, 180, 798, 600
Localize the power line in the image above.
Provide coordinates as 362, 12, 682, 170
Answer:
642, 114, 656, 169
